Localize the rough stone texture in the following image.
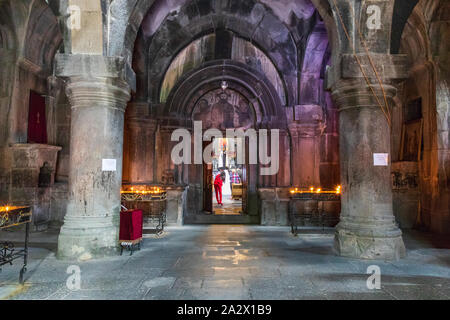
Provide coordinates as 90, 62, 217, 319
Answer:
49, 182, 69, 227
165, 187, 187, 226
392, 161, 420, 229
55, 54, 131, 261
288, 108, 324, 188
123, 104, 156, 184
1, 0, 449, 266
0, 144, 61, 230
289, 198, 341, 227
135, 0, 299, 105
1, 226, 450, 300
329, 76, 406, 260
258, 188, 289, 226
397, 0, 450, 235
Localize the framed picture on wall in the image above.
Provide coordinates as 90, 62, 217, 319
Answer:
400, 119, 423, 162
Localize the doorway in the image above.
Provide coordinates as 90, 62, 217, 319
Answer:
203, 137, 247, 215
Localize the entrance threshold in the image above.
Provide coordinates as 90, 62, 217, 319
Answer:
184, 214, 260, 224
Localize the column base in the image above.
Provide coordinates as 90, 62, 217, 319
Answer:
57, 216, 120, 261
334, 219, 406, 260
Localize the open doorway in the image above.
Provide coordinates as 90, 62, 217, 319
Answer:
203, 137, 247, 215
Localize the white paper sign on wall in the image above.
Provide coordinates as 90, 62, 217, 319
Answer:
102, 159, 117, 172
373, 153, 389, 166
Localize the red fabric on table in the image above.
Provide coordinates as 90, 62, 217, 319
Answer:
119, 209, 143, 241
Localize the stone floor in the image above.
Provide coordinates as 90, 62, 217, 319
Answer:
213, 195, 242, 215
0, 225, 449, 300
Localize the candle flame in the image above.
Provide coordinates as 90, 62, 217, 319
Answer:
121, 185, 165, 194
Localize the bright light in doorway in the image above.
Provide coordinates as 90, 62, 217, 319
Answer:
221, 81, 228, 91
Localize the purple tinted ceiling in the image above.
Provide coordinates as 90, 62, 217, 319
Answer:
140, 0, 317, 38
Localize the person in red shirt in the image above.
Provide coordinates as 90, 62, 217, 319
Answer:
214, 171, 223, 206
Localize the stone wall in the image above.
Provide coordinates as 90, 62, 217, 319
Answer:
0, 144, 61, 231
259, 188, 290, 226
392, 161, 420, 229
395, 0, 450, 234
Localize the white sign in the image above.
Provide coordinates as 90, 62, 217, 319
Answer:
373, 153, 389, 166
102, 159, 117, 172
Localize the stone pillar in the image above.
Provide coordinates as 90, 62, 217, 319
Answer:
55, 55, 132, 260
331, 79, 405, 260
288, 105, 324, 188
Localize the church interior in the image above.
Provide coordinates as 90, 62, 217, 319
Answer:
0, 0, 449, 301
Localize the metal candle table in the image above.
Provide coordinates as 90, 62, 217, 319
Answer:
289, 188, 341, 236
0, 206, 32, 284
121, 187, 167, 234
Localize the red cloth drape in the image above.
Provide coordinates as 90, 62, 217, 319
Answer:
119, 209, 143, 242
27, 91, 47, 144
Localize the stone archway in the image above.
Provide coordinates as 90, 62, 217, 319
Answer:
127, 57, 289, 224
52, 0, 436, 260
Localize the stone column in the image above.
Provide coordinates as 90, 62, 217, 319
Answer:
55, 55, 132, 260
288, 105, 324, 188
331, 79, 405, 260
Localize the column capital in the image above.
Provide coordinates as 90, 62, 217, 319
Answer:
55, 54, 136, 89
326, 53, 410, 92
329, 79, 398, 112
56, 54, 134, 111
64, 78, 131, 112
